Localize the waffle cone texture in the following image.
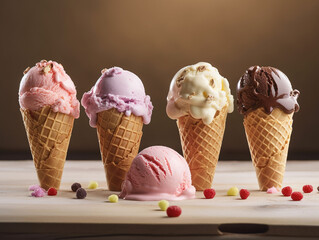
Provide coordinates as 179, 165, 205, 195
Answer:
20, 106, 74, 190
96, 108, 143, 191
177, 105, 228, 191
244, 108, 293, 191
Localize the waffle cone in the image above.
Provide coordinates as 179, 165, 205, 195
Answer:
177, 106, 228, 190
244, 108, 293, 191
96, 108, 143, 191
20, 106, 74, 190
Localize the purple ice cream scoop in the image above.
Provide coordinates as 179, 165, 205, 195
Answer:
81, 67, 153, 127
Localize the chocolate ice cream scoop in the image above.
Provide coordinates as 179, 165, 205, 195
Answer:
237, 66, 300, 115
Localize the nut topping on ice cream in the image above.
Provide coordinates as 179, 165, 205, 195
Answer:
166, 62, 234, 125
23, 67, 30, 75
197, 65, 207, 72
237, 66, 300, 115
43, 63, 53, 74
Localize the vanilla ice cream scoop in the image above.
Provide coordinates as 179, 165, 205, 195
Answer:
119, 146, 196, 201
166, 62, 234, 125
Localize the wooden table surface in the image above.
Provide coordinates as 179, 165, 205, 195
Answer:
1, 160, 319, 239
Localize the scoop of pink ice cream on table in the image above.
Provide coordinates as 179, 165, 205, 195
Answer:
81, 67, 153, 191
120, 146, 196, 201
19, 60, 80, 190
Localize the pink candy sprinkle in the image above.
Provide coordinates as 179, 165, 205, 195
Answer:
28, 184, 40, 191
267, 187, 279, 194
31, 188, 46, 197
29, 184, 46, 197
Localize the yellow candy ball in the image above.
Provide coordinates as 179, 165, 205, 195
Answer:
108, 194, 119, 203
88, 181, 98, 189
158, 200, 169, 211
227, 187, 239, 196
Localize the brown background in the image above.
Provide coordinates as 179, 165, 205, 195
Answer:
1, 0, 318, 160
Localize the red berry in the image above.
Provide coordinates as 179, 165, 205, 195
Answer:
166, 206, 182, 217
303, 185, 313, 193
239, 189, 250, 199
282, 186, 293, 196
47, 187, 57, 196
203, 189, 216, 199
291, 192, 303, 201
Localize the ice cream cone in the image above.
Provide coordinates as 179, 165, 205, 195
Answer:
96, 108, 143, 191
20, 106, 74, 190
243, 108, 293, 191
177, 105, 228, 191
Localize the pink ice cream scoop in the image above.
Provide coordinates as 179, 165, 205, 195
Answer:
81, 67, 153, 127
119, 146, 196, 201
18, 60, 80, 118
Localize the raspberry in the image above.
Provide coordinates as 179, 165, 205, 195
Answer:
47, 187, 57, 196
281, 186, 292, 196
303, 185, 313, 193
166, 206, 182, 217
239, 189, 250, 199
203, 189, 216, 199
291, 192, 303, 201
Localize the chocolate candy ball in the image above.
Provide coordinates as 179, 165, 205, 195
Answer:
76, 188, 87, 199
71, 182, 81, 192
